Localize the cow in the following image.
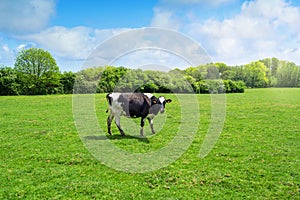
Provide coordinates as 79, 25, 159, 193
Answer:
106, 93, 172, 136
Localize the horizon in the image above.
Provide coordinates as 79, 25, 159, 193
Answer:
75, 56, 296, 74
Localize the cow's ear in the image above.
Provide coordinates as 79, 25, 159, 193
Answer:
152, 99, 157, 104
166, 99, 172, 103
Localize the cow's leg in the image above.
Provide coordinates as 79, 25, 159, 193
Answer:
115, 115, 125, 136
140, 118, 145, 136
147, 117, 155, 134
107, 114, 114, 135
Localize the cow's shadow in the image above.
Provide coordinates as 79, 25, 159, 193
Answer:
84, 134, 149, 143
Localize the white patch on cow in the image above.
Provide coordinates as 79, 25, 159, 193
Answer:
158, 96, 166, 113
144, 93, 153, 99
111, 101, 123, 115
159, 96, 166, 104
108, 93, 123, 116
109, 93, 121, 100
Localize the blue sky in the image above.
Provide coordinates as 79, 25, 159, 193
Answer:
52, 1, 157, 29
1, 0, 300, 72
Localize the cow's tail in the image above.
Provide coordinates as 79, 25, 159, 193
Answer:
106, 93, 113, 106
106, 93, 112, 113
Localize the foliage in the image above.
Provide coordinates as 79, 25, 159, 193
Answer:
242, 61, 270, 88
60, 71, 76, 94
14, 48, 62, 95
15, 48, 59, 77
276, 61, 300, 87
73, 67, 102, 94
97, 66, 128, 93
0, 66, 21, 95
76, 65, 244, 94
223, 80, 246, 93
0, 46, 299, 95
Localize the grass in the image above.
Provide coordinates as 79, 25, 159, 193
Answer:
0, 88, 299, 199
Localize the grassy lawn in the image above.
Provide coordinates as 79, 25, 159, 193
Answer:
0, 88, 299, 199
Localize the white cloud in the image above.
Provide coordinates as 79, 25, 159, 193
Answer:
2, 44, 10, 53
182, 0, 300, 65
151, 8, 181, 30
17, 26, 129, 60
13, 26, 132, 70
151, 0, 237, 29
16, 44, 27, 52
18, 26, 208, 70
0, 43, 14, 66
22, 26, 95, 59
0, 0, 55, 34
83, 28, 211, 70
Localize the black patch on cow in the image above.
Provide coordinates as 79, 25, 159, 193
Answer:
117, 93, 151, 118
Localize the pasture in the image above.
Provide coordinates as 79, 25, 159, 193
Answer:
0, 88, 299, 199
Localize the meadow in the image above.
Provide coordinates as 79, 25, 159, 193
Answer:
0, 88, 299, 199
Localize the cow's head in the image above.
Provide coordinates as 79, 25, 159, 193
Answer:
150, 96, 172, 114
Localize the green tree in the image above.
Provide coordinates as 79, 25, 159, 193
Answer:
184, 67, 202, 81
14, 48, 61, 94
15, 48, 59, 77
276, 61, 300, 87
60, 71, 76, 94
76, 67, 103, 82
74, 67, 104, 94
215, 62, 228, 74
0, 66, 21, 95
242, 61, 270, 88
97, 66, 128, 92
260, 57, 280, 77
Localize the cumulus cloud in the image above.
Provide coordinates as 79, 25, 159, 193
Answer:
191, 0, 300, 64
151, 8, 181, 30
83, 28, 211, 69
17, 26, 130, 61
0, 0, 55, 34
20, 26, 95, 59
0, 43, 14, 66
2, 44, 10, 53
153, 0, 300, 65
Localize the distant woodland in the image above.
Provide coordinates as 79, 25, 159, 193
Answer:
1, 48, 299, 95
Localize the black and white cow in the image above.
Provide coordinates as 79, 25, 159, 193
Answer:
106, 93, 172, 136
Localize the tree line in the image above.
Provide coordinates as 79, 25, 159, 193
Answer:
1, 47, 299, 95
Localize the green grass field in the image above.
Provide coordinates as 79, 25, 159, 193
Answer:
1, 88, 299, 199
